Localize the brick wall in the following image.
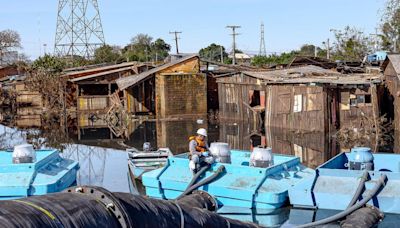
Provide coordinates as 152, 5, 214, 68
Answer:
156, 73, 207, 118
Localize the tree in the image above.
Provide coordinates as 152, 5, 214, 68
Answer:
151, 38, 171, 61
199, 43, 228, 62
123, 34, 171, 62
32, 55, 66, 72
380, 0, 400, 51
331, 26, 372, 61
93, 45, 123, 64
251, 52, 298, 67
0, 29, 21, 65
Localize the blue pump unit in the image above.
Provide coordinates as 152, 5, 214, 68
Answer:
346, 147, 374, 171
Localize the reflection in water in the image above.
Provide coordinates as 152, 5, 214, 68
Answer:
1, 115, 400, 226
61, 144, 130, 193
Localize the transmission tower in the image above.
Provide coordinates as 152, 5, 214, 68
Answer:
54, 0, 106, 59
259, 22, 267, 56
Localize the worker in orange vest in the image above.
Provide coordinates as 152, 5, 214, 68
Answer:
188, 128, 214, 173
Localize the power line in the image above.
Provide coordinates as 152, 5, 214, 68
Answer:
169, 31, 182, 54
259, 22, 266, 56
226, 25, 241, 65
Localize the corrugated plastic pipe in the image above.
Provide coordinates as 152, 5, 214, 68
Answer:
297, 174, 387, 228
185, 165, 210, 191
346, 170, 369, 209
176, 165, 226, 200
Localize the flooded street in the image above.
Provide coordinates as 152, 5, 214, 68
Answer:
1, 115, 400, 227
1, 116, 398, 193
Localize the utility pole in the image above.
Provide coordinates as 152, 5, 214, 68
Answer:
220, 46, 224, 63
226, 25, 241, 65
259, 22, 267, 56
370, 28, 380, 52
169, 31, 182, 54
323, 38, 331, 60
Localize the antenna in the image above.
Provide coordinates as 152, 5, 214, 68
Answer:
169, 31, 182, 54
226, 25, 241, 65
259, 22, 266, 56
54, 0, 106, 59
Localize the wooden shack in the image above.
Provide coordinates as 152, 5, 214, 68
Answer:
64, 62, 149, 140
217, 65, 382, 135
382, 55, 400, 131
117, 55, 207, 119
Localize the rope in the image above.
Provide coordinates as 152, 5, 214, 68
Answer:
172, 201, 185, 228
12, 200, 64, 228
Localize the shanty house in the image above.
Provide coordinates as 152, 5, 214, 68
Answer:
63, 62, 150, 140
217, 65, 382, 135
116, 55, 207, 119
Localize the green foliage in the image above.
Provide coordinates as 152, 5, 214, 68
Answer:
251, 52, 297, 67
32, 54, 66, 72
380, 0, 400, 51
123, 34, 171, 62
199, 43, 228, 62
331, 26, 372, 61
151, 38, 171, 61
93, 45, 123, 64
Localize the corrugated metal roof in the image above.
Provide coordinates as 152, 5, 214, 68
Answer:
63, 62, 138, 77
242, 65, 381, 85
116, 54, 198, 90
69, 66, 134, 82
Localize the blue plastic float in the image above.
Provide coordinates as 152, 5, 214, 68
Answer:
142, 149, 314, 213
0, 149, 79, 199
289, 147, 400, 214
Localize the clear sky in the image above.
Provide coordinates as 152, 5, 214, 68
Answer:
0, 0, 386, 60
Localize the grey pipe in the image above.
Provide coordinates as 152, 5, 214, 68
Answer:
347, 170, 369, 209
185, 165, 210, 191
297, 174, 387, 228
176, 165, 225, 200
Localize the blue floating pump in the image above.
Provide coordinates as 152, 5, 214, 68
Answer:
346, 147, 374, 171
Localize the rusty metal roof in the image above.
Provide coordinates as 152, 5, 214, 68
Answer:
116, 54, 198, 90
242, 65, 382, 85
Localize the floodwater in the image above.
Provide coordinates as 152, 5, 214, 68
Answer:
0, 116, 399, 227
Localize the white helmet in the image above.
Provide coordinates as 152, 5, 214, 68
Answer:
196, 128, 207, 137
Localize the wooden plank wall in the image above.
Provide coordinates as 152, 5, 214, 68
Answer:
384, 61, 400, 130
217, 74, 265, 126
338, 87, 377, 129
126, 77, 155, 114
265, 85, 326, 132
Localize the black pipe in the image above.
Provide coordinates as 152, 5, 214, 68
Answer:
340, 206, 384, 228
297, 174, 387, 228
346, 170, 369, 209
185, 165, 210, 191
176, 165, 226, 200
0, 186, 260, 228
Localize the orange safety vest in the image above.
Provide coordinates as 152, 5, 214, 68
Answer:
189, 136, 207, 153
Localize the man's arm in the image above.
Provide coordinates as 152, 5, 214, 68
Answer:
189, 140, 202, 156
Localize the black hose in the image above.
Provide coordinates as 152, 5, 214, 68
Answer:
297, 174, 387, 228
185, 165, 210, 191
346, 170, 369, 209
176, 165, 226, 200
340, 206, 384, 228
0, 186, 261, 228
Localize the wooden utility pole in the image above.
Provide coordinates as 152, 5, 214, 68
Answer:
220, 46, 224, 63
169, 31, 182, 54
226, 25, 241, 65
